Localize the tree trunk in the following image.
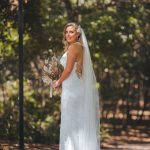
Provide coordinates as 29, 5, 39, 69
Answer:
62, 0, 75, 21
137, 88, 149, 122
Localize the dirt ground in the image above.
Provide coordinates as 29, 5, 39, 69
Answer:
0, 126, 150, 150
0, 141, 150, 150
101, 124, 150, 150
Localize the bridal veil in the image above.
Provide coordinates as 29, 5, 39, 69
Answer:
80, 27, 100, 149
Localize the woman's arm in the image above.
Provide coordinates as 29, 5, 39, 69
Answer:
53, 44, 81, 88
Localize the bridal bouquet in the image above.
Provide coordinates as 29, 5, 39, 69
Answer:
42, 55, 63, 97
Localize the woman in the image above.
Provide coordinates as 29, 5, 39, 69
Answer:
53, 22, 100, 150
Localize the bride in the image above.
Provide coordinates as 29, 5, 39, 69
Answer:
53, 22, 100, 150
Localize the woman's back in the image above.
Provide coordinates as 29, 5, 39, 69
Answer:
70, 42, 83, 79
60, 43, 83, 87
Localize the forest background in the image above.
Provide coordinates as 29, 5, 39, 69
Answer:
0, 0, 150, 147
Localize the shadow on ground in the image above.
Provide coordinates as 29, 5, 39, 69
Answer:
0, 124, 150, 150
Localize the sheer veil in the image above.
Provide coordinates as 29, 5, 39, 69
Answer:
80, 28, 100, 149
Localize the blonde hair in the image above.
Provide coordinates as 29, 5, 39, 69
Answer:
63, 22, 82, 51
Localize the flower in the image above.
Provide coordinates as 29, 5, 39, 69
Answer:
42, 54, 64, 97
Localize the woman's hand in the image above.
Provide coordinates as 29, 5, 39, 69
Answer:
52, 80, 61, 89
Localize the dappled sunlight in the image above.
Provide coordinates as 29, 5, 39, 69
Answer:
101, 124, 150, 149
1, 0, 150, 149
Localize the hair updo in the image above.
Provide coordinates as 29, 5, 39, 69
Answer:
63, 22, 82, 51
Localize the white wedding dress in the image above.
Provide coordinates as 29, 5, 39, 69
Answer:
59, 49, 100, 150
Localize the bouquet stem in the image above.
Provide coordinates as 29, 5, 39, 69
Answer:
50, 79, 53, 98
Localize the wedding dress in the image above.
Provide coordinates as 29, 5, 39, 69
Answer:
59, 28, 100, 150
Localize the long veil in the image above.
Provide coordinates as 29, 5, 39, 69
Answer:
81, 28, 100, 150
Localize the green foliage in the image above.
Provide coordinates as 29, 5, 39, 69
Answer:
100, 125, 110, 142
0, 0, 149, 144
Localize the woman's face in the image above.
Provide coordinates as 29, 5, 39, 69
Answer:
65, 26, 79, 44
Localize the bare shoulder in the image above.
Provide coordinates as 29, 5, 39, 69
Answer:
68, 42, 83, 54
72, 42, 83, 50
